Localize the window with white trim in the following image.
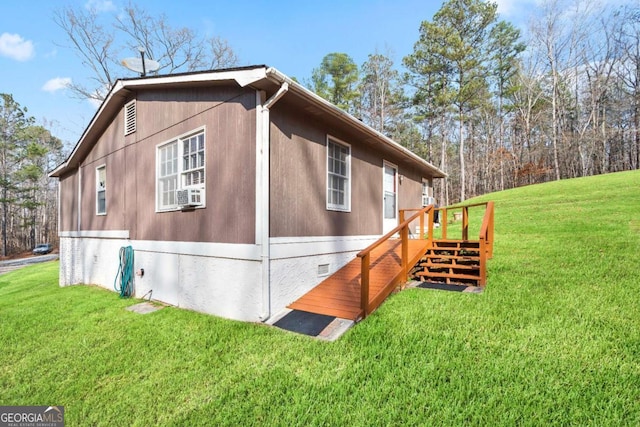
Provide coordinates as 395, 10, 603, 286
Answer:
96, 165, 106, 215
326, 137, 351, 211
156, 129, 205, 211
422, 178, 434, 206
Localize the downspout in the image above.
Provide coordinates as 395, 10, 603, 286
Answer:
258, 81, 289, 321
77, 166, 82, 233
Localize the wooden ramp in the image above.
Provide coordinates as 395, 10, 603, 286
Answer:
288, 238, 431, 321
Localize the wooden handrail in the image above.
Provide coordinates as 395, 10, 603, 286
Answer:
432, 202, 494, 286
356, 205, 433, 258
478, 201, 495, 286
357, 205, 433, 318
356, 201, 494, 318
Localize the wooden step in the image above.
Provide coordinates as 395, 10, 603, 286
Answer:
433, 239, 480, 248
416, 271, 481, 281
410, 238, 485, 287
422, 253, 480, 260
426, 250, 480, 258
420, 262, 479, 271
420, 255, 480, 264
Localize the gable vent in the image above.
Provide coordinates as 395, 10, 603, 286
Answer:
124, 100, 136, 135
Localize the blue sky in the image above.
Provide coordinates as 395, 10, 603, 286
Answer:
0, 0, 626, 148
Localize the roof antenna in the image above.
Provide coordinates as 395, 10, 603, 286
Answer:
139, 46, 146, 77
121, 47, 160, 77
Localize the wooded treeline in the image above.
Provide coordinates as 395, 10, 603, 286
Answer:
0, 94, 64, 257
308, 0, 640, 205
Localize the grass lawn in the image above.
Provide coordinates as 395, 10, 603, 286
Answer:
1, 170, 640, 426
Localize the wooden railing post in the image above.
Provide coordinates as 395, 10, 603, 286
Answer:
479, 236, 487, 286
360, 253, 370, 318
441, 208, 447, 239
462, 206, 469, 240
419, 210, 425, 239
356, 204, 433, 318
488, 202, 495, 258
401, 224, 409, 278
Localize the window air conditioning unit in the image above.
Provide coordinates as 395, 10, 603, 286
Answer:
176, 188, 202, 207
422, 195, 435, 207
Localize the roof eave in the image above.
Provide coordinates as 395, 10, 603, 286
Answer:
263, 67, 446, 178
50, 65, 446, 179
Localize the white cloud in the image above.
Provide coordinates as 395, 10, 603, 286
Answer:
0, 33, 34, 61
495, 0, 541, 18
42, 77, 72, 93
85, 0, 116, 12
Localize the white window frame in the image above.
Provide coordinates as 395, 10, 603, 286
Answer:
96, 164, 106, 215
156, 127, 206, 212
326, 136, 351, 212
422, 178, 434, 207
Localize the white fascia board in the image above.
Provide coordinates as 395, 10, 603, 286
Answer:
120, 68, 268, 89
50, 80, 128, 178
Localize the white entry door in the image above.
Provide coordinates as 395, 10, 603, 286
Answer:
383, 162, 398, 234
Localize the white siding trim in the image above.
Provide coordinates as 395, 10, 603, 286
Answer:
255, 90, 265, 245
57, 234, 375, 261
270, 235, 380, 259
77, 167, 82, 232
132, 240, 261, 261
60, 230, 130, 239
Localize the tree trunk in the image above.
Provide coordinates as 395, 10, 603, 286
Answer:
551, 70, 561, 181
2, 191, 7, 257
459, 107, 466, 201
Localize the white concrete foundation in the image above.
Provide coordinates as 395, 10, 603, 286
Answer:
59, 236, 262, 321
59, 234, 380, 323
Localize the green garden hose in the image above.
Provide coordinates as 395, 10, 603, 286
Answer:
114, 246, 134, 298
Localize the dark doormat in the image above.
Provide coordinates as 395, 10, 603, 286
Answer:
417, 282, 468, 292
273, 310, 336, 337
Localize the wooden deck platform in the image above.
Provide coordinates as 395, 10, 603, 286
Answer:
288, 238, 431, 321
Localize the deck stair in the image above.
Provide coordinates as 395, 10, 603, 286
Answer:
411, 239, 483, 286
287, 201, 494, 323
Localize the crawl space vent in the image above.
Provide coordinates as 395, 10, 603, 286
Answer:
318, 264, 330, 277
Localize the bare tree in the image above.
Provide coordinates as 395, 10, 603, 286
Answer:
206, 36, 239, 70
55, 2, 239, 102
616, 5, 640, 170
53, 6, 118, 102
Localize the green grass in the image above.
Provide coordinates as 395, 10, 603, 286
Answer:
2, 170, 640, 426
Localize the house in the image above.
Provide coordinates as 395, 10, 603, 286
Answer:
50, 65, 445, 322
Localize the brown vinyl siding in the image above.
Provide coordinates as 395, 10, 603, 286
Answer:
59, 171, 78, 232
398, 166, 427, 210
270, 102, 392, 238
269, 98, 435, 238
80, 148, 127, 231
71, 85, 256, 244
